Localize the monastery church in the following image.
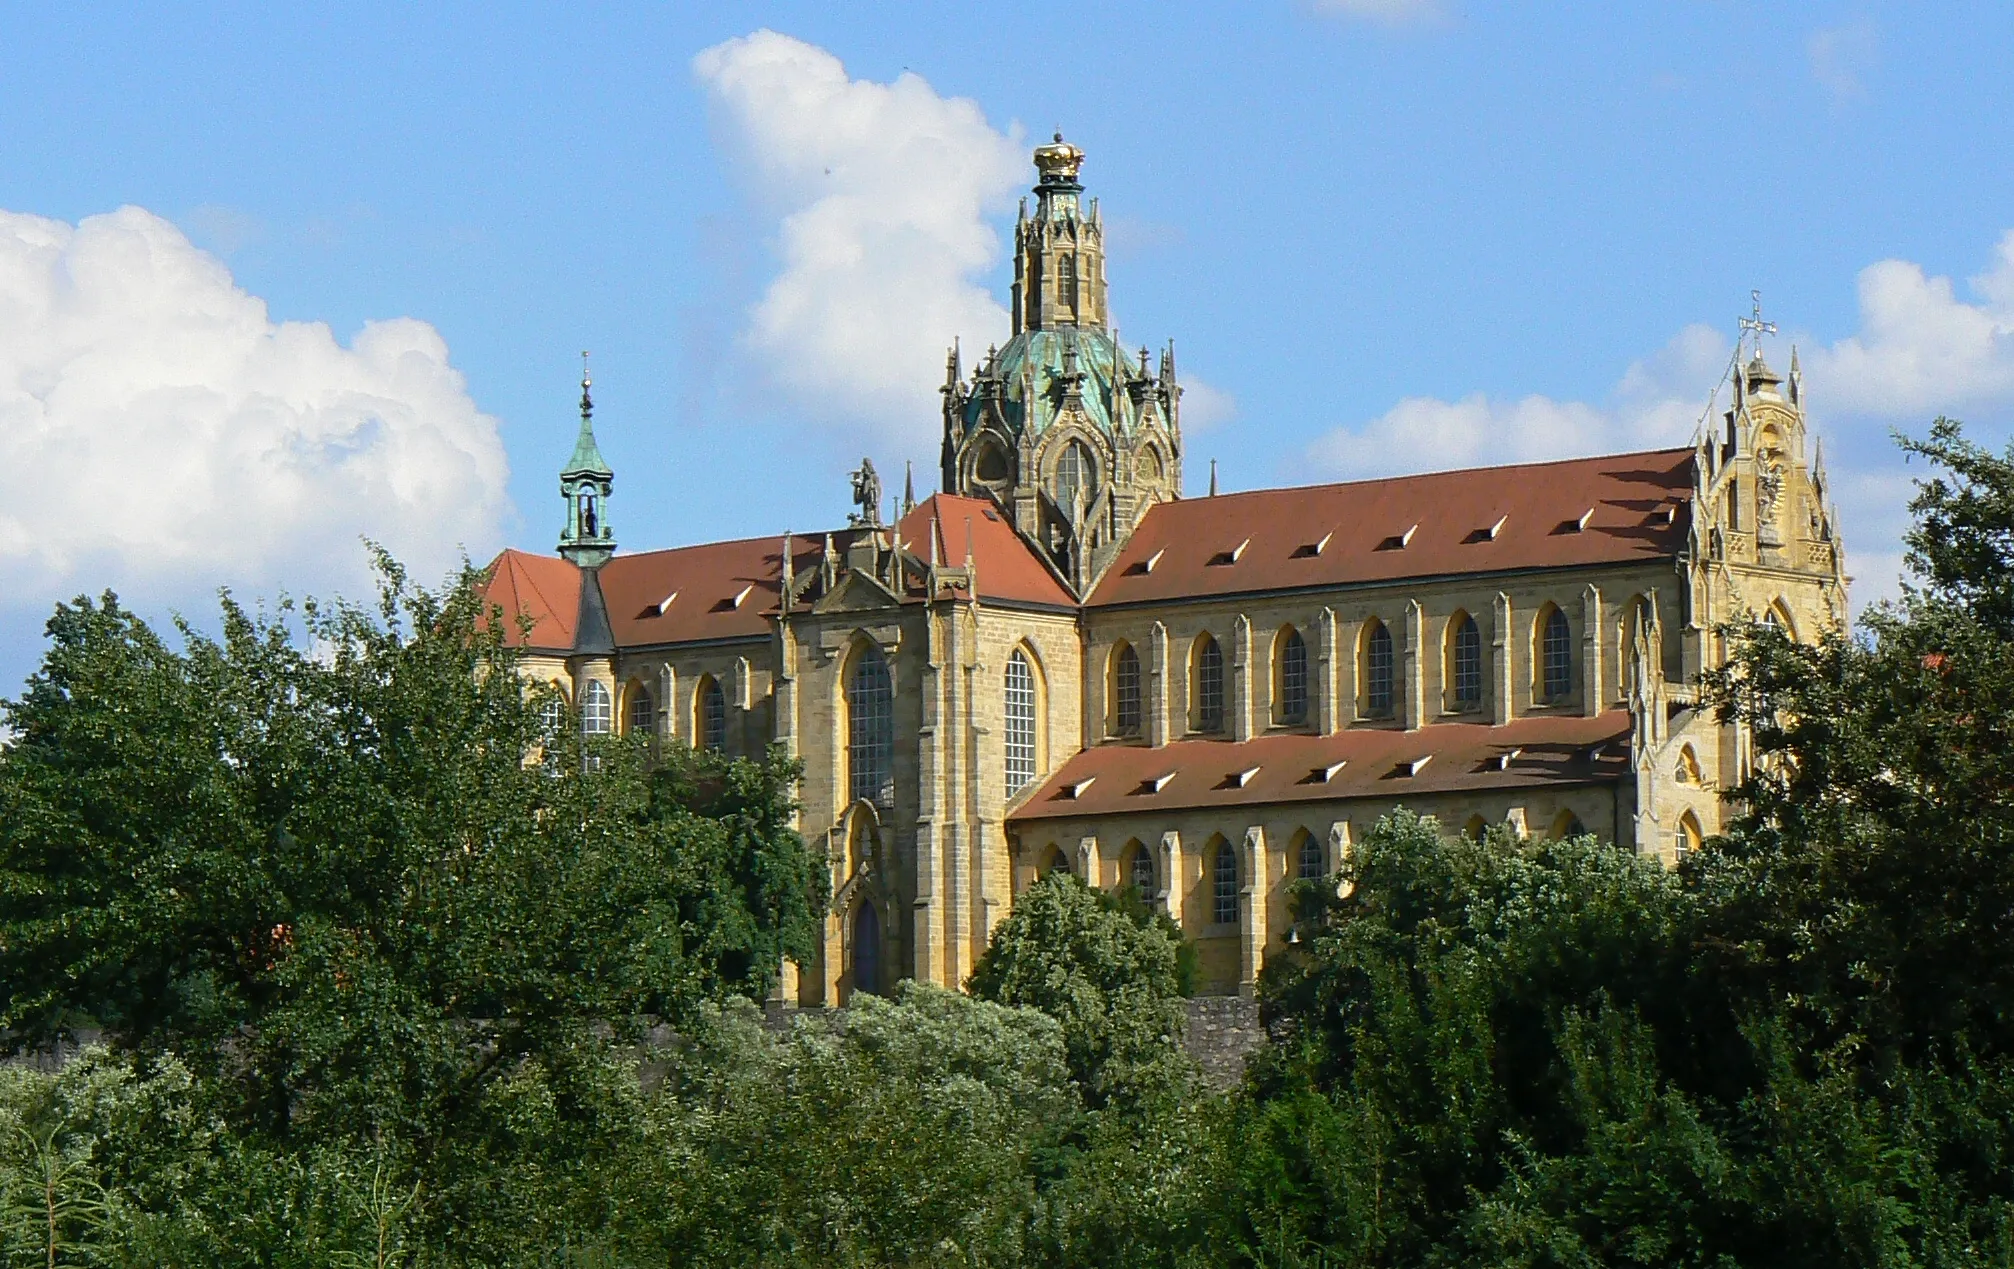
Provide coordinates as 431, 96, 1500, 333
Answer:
482, 136, 1850, 1002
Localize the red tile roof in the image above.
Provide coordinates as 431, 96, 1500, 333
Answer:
1087, 448, 1695, 607
478, 493, 1072, 653
479, 549, 581, 650
599, 534, 805, 648
1007, 711, 1633, 823
899, 493, 1076, 608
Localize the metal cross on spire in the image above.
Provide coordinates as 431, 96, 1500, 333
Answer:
1738, 290, 1777, 361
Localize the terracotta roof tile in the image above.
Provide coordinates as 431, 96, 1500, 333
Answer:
480, 492, 1073, 653
899, 493, 1077, 608
1007, 711, 1634, 823
599, 534, 806, 648
479, 549, 581, 650
1087, 448, 1695, 607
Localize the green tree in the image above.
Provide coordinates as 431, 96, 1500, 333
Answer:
969, 872, 1195, 1107
0, 557, 826, 1260
621, 983, 1078, 1267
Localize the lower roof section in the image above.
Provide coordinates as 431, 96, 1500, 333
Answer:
1007, 710, 1634, 823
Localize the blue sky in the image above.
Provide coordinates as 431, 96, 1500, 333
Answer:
3, 2, 2011, 691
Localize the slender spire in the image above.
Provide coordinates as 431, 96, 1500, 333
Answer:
903, 461, 917, 516
563, 351, 612, 480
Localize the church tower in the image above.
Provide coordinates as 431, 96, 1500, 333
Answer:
558, 358, 616, 570
940, 135, 1183, 594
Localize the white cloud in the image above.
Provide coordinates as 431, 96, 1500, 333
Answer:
1307, 323, 1729, 480
1309, 0, 1444, 26
1802, 232, 2014, 415
693, 30, 1023, 449
1179, 374, 1238, 434
0, 205, 509, 614
1808, 18, 1878, 104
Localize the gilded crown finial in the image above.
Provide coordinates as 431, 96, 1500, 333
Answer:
1032, 132, 1085, 186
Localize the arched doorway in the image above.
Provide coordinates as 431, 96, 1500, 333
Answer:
851, 900, 881, 999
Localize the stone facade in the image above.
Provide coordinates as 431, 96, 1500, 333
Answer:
482, 140, 1849, 1006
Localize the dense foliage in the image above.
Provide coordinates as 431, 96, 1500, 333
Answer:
2, 421, 2012, 1265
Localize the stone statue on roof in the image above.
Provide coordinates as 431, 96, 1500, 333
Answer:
849, 458, 883, 528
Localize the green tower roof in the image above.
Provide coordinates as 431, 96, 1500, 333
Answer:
562, 372, 612, 480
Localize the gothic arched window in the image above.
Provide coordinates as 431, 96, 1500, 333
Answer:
1194, 634, 1224, 733
1056, 440, 1093, 515
700, 677, 726, 752
849, 645, 895, 807
628, 685, 655, 736
1542, 606, 1574, 702
539, 690, 566, 741
1364, 620, 1395, 717
1277, 626, 1308, 725
1005, 650, 1037, 795
1212, 840, 1239, 925
1111, 642, 1142, 738
580, 680, 612, 736
1450, 613, 1482, 710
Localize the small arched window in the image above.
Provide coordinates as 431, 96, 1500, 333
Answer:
700, 676, 727, 752
1542, 607, 1574, 702
1296, 833, 1323, 880
1278, 626, 1309, 725
1005, 650, 1037, 794
1551, 810, 1587, 840
628, 686, 655, 736
1464, 814, 1488, 842
581, 680, 612, 736
849, 645, 895, 807
1212, 840, 1239, 925
1678, 812, 1705, 853
1112, 643, 1142, 737
1364, 620, 1395, 716
538, 690, 566, 741
1194, 634, 1224, 733
1126, 840, 1155, 893
1450, 614, 1482, 709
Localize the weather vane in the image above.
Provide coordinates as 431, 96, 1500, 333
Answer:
1738, 290, 1777, 360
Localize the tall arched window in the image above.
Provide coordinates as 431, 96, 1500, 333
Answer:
849, 645, 895, 807
539, 690, 566, 741
628, 686, 655, 736
1278, 626, 1308, 724
1541, 606, 1574, 702
699, 677, 726, 752
1112, 643, 1142, 737
1056, 440, 1093, 514
851, 901, 881, 998
1004, 650, 1037, 794
1297, 832, 1323, 880
1194, 634, 1224, 733
1364, 620, 1395, 716
1212, 840, 1239, 925
1450, 613, 1482, 709
581, 680, 612, 736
